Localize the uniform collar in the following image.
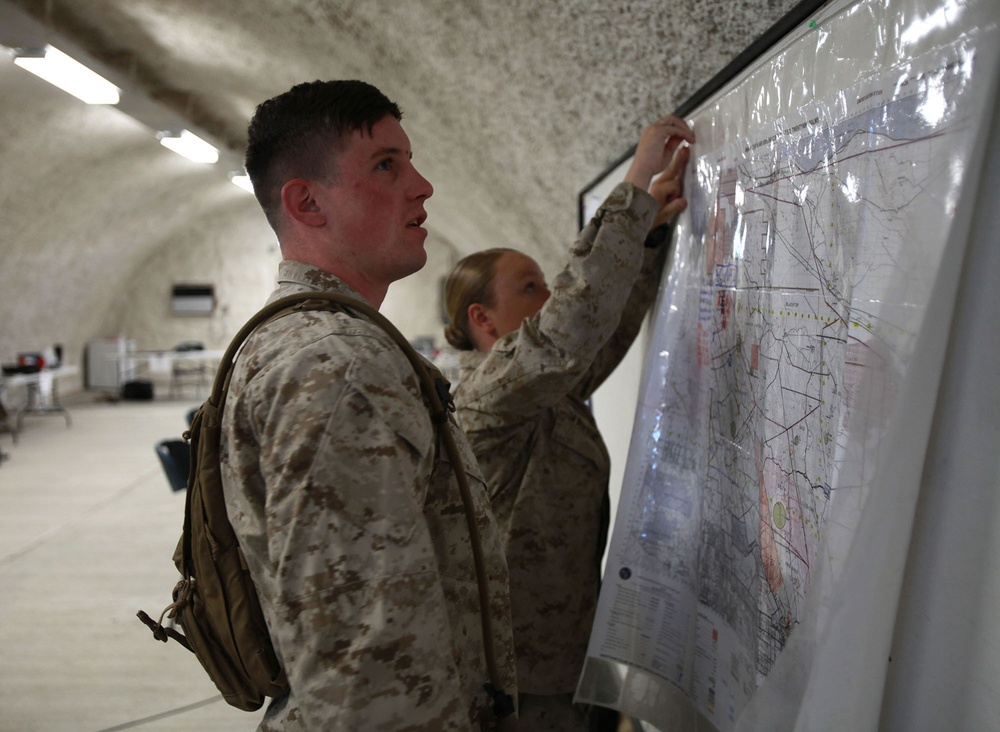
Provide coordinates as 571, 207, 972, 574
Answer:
274, 260, 370, 304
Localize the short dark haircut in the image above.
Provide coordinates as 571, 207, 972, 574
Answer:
244, 80, 402, 231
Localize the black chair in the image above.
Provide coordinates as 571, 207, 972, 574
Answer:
155, 438, 190, 492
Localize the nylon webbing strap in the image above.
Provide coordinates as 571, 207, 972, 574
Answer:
213, 291, 513, 719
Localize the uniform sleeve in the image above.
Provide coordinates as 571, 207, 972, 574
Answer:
249, 336, 469, 731
458, 181, 658, 425
576, 235, 670, 399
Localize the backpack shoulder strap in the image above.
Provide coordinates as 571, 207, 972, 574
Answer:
202, 291, 451, 423
193, 289, 512, 719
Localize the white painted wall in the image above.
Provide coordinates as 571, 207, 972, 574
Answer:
877, 77, 1000, 732
591, 319, 649, 572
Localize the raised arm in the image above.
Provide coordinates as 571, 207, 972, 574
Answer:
459, 118, 694, 424
579, 142, 692, 395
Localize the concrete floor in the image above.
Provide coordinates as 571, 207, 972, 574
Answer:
0, 393, 261, 731
0, 391, 651, 732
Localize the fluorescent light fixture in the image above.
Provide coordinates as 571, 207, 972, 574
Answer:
13, 45, 120, 105
158, 130, 219, 164
229, 172, 254, 193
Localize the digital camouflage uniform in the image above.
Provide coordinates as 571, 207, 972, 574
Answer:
453, 182, 665, 726
220, 260, 517, 731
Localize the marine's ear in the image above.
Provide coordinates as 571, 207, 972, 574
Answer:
281, 179, 326, 227
467, 303, 492, 330
467, 303, 499, 351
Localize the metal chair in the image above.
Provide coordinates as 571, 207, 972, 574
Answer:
169, 342, 208, 399
0, 399, 16, 447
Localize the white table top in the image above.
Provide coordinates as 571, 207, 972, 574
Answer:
2, 364, 79, 387
116, 350, 225, 363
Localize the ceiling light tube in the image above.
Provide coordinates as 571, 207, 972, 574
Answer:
158, 130, 219, 164
229, 172, 254, 193
13, 45, 120, 105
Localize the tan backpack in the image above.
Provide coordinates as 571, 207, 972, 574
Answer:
138, 292, 514, 722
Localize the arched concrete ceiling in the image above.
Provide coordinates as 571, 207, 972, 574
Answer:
0, 0, 798, 373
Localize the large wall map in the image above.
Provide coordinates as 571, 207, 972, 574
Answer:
576, 0, 1000, 729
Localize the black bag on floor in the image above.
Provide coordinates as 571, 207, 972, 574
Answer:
121, 379, 154, 400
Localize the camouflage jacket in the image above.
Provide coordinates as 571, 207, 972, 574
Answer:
220, 260, 517, 731
453, 182, 664, 694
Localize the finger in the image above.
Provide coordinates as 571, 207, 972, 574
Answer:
650, 152, 688, 201
653, 197, 688, 228
655, 115, 696, 143
663, 135, 682, 163
658, 136, 692, 175
663, 145, 690, 179
650, 175, 681, 203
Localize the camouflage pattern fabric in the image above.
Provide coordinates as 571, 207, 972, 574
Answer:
220, 260, 517, 731
454, 182, 666, 697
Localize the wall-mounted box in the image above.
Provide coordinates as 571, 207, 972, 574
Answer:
171, 284, 215, 316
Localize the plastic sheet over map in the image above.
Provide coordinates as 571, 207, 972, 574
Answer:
576, 0, 1000, 729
